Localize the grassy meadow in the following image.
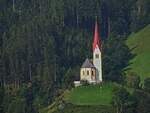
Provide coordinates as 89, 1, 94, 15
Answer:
126, 25, 150, 82
54, 104, 115, 113
64, 83, 115, 106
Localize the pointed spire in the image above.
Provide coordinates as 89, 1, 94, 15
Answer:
93, 17, 102, 51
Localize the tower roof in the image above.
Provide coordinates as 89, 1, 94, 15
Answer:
81, 58, 95, 68
93, 18, 102, 51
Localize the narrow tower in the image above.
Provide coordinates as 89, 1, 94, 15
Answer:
93, 19, 102, 82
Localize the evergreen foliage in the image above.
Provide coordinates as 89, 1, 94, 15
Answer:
112, 86, 137, 113
103, 36, 133, 83
143, 77, 150, 93
126, 72, 140, 89
0, 0, 150, 113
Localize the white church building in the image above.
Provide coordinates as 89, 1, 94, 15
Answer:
74, 19, 102, 86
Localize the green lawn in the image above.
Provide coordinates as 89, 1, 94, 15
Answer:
54, 104, 115, 113
126, 25, 150, 82
64, 83, 115, 106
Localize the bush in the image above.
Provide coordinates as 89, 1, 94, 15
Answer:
126, 72, 140, 89
143, 77, 150, 93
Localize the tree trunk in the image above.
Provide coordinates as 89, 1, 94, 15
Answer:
13, 0, 15, 12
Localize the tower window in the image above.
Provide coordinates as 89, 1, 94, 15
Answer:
95, 54, 99, 58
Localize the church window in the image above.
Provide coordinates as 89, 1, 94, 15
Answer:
83, 71, 85, 75
87, 70, 89, 75
92, 70, 94, 75
95, 54, 99, 58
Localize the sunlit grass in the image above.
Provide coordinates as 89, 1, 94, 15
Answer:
127, 25, 150, 82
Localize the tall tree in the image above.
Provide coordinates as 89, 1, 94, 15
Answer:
103, 36, 133, 82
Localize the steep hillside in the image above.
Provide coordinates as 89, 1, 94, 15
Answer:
127, 25, 150, 82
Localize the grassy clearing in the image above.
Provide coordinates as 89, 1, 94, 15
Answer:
41, 83, 135, 113
126, 25, 150, 82
53, 104, 115, 113
64, 83, 116, 106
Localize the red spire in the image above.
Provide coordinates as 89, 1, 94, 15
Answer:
93, 18, 102, 51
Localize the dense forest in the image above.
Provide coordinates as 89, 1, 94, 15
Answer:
0, 0, 150, 113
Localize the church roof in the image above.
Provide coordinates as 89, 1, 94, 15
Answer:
93, 18, 102, 51
81, 58, 95, 68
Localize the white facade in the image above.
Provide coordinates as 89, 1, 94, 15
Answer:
93, 45, 102, 82
80, 67, 96, 83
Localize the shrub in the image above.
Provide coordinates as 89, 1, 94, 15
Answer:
126, 72, 140, 89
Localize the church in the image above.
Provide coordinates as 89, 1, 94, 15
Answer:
74, 19, 102, 86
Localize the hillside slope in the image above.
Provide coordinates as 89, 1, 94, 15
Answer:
64, 83, 114, 105
41, 83, 116, 113
126, 25, 150, 82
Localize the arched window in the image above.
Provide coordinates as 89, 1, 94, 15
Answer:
83, 71, 85, 75
87, 70, 89, 75
92, 70, 94, 75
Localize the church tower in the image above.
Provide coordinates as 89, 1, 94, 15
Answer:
93, 19, 102, 82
